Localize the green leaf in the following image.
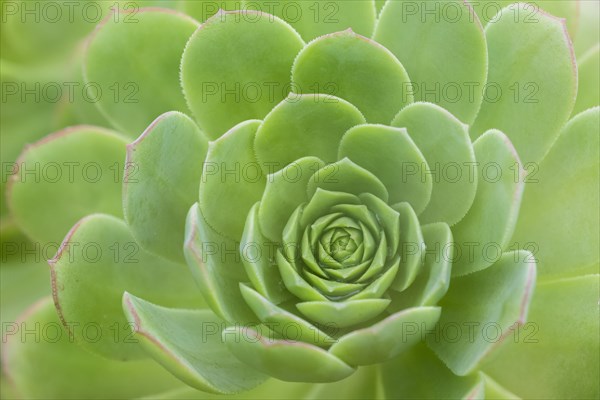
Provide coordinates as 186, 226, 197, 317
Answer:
124, 111, 208, 263
390, 202, 424, 291
241, 203, 292, 305
428, 251, 536, 376
50, 214, 203, 360
122, 292, 268, 394
184, 203, 255, 324
0, 251, 50, 329
258, 157, 325, 243
140, 379, 313, 400
338, 124, 431, 211
324, 262, 370, 282
329, 204, 380, 240
330, 307, 440, 366
482, 275, 599, 399
374, 0, 386, 15
574, 1, 599, 56
181, 11, 304, 139
0, 63, 59, 219
199, 120, 266, 241
239, 284, 335, 347
392, 102, 477, 224
470, 3, 577, 164
451, 130, 524, 276
276, 249, 328, 302
512, 107, 599, 279
177, 0, 239, 22
3, 297, 184, 399
223, 326, 355, 383
85, 9, 198, 136
373, 0, 487, 124
348, 262, 399, 300
388, 223, 452, 311
296, 299, 391, 329
0, 60, 84, 218
573, 46, 599, 115
250, 0, 376, 41
354, 232, 387, 283
381, 343, 484, 399
307, 158, 389, 202
300, 189, 360, 228
0, 0, 106, 64
292, 30, 412, 123
471, 1, 580, 39
533, 2, 580, 39
481, 373, 520, 400
255, 94, 366, 172
66, 53, 112, 127
303, 272, 366, 298
301, 365, 383, 400
359, 193, 400, 256
8, 126, 126, 244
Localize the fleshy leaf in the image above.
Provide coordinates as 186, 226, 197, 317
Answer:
122, 293, 267, 394
124, 111, 208, 263
574, 1, 599, 56
573, 46, 599, 115
348, 262, 399, 300
0, 60, 79, 218
359, 193, 400, 256
482, 275, 599, 399
512, 107, 599, 279
184, 203, 255, 324
199, 120, 265, 241
303, 272, 366, 298
181, 11, 304, 139
388, 223, 452, 311
241, 203, 291, 304
250, 0, 376, 41
3, 297, 184, 399
258, 157, 325, 243
390, 202, 424, 291
177, 0, 239, 22
276, 249, 329, 301
296, 299, 391, 329
49, 214, 203, 360
392, 102, 477, 224
301, 365, 383, 400
255, 94, 366, 173
330, 307, 440, 366
307, 158, 389, 202
85, 8, 198, 136
7, 126, 126, 245
339, 124, 431, 211
373, 0, 487, 124
223, 326, 356, 383
1, 1, 106, 64
451, 130, 524, 276
382, 343, 484, 399
428, 251, 536, 376
471, 1, 580, 40
300, 189, 361, 228
239, 284, 334, 347
470, 3, 577, 164
292, 30, 412, 123
0, 248, 49, 324
481, 373, 520, 400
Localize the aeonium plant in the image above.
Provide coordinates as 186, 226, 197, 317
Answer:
3, 1, 598, 399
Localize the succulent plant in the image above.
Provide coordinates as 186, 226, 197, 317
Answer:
2, 1, 598, 399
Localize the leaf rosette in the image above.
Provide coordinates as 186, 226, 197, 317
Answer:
2, 1, 598, 399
